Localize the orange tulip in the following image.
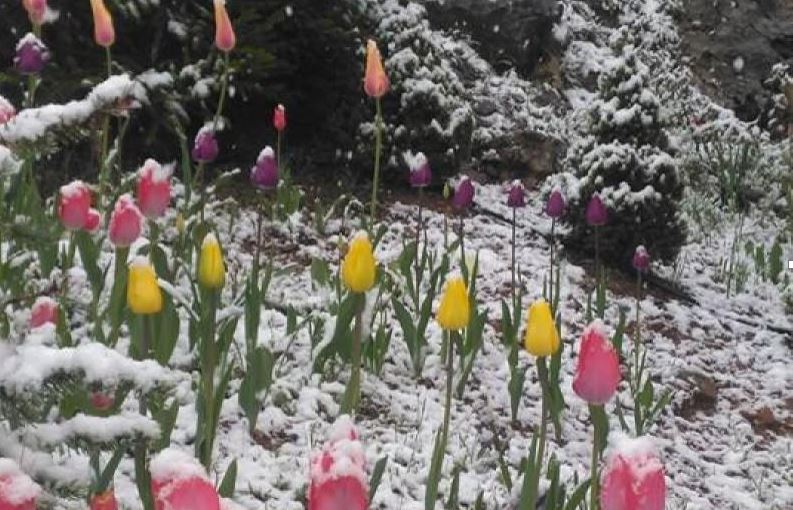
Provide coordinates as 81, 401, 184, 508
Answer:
213, 0, 236, 53
363, 39, 389, 99
90, 0, 115, 48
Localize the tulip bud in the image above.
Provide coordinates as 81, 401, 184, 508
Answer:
136, 159, 172, 219
442, 182, 451, 200
213, 0, 236, 53
572, 321, 620, 405
108, 194, 143, 248
151, 449, 220, 510
452, 176, 475, 210
507, 180, 526, 208
198, 233, 225, 290
58, 180, 92, 230
601, 436, 666, 510
89, 490, 118, 510
585, 192, 608, 226
363, 39, 389, 99
308, 416, 368, 510
14, 34, 50, 75
0, 95, 16, 125
632, 245, 650, 273
407, 152, 431, 188
127, 257, 163, 315
0, 458, 40, 510
341, 231, 377, 294
192, 128, 219, 164
30, 296, 58, 328
436, 274, 470, 331
90, 391, 114, 411
523, 299, 560, 357
86, 208, 101, 233
250, 146, 279, 190
90, 0, 115, 48
22, 0, 47, 26
545, 189, 566, 219
273, 104, 286, 132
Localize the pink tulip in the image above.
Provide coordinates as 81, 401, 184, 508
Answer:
408, 152, 431, 188
273, 104, 286, 132
58, 180, 92, 230
250, 146, 279, 190
109, 194, 143, 247
213, 0, 236, 53
308, 415, 368, 510
90, 0, 115, 48
545, 189, 566, 219
572, 321, 620, 405
192, 128, 219, 164
85, 208, 101, 233
30, 296, 58, 328
0, 459, 40, 510
506, 180, 526, 208
601, 437, 666, 510
150, 449, 220, 510
0, 96, 16, 125
585, 192, 608, 226
633, 245, 651, 273
136, 159, 172, 219
451, 176, 475, 210
22, 0, 47, 26
89, 490, 118, 510
90, 392, 114, 411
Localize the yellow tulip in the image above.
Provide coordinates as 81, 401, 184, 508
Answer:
436, 275, 470, 331
523, 299, 560, 357
127, 258, 163, 315
199, 233, 225, 290
341, 232, 377, 293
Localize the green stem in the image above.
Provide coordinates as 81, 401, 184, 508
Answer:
342, 294, 365, 414
201, 289, 219, 470
108, 247, 129, 347
213, 54, 231, 132
633, 273, 643, 436
277, 131, 282, 175
531, 357, 550, 508
442, 331, 456, 447
459, 214, 465, 270
589, 405, 602, 510
135, 314, 154, 510
511, 208, 517, 307
97, 47, 113, 207
415, 191, 424, 309
370, 98, 383, 223
549, 219, 555, 312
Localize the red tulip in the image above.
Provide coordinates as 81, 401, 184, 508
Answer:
213, 0, 236, 53
85, 208, 101, 233
109, 194, 143, 247
30, 296, 58, 328
22, 0, 47, 26
601, 437, 666, 510
363, 39, 389, 99
89, 490, 118, 510
273, 104, 286, 132
308, 416, 368, 510
0, 459, 40, 510
90, 391, 114, 411
572, 321, 620, 405
90, 0, 115, 48
58, 180, 92, 230
136, 159, 172, 219
150, 449, 220, 510
0, 96, 16, 125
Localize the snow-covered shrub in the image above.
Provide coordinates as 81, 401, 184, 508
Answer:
763, 63, 792, 140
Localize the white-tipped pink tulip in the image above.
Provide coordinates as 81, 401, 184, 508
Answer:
150, 449, 220, 510
108, 194, 143, 247
30, 296, 58, 328
308, 415, 368, 510
600, 436, 666, 510
572, 321, 621, 405
58, 180, 93, 230
136, 159, 172, 219
0, 458, 40, 510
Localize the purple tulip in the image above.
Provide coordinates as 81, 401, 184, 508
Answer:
192, 128, 219, 164
632, 245, 651, 273
250, 146, 279, 190
408, 152, 432, 188
14, 33, 49, 75
507, 180, 526, 208
452, 176, 475, 210
546, 189, 566, 218
585, 192, 608, 226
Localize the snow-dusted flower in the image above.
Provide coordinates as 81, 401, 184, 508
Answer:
58, 180, 93, 230
90, 391, 114, 411
213, 0, 236, 53
572, 321, 620, 405
0, 96, 16, 125
407, 152, 431, 188
507, 180, 526, 208
585, 192, 608, 226
22, 0, 47, 26
545, 189, 566, 219
308, 415, 368, 510
273, 104, 286, 132
632, 245, 651, 273
600, 436, 666, 510
341, 232, 376, 294
192, 128, 219, 164
363, 39, 389, 99
151, 449, 220, 510
89, 489, 117, 510
250, 146, 279, 190
14, 34, 49, 75
136, 159, 172, 219
30, 296, 58, 329
452, 176, 474, 210
127, 257, 163, 315
0, 458, 40, 510
523, 299, 559, 357
108, 194, 143, 248
90, 0, 115, 48
198, 233, 225, 290
436, 274, 470, 331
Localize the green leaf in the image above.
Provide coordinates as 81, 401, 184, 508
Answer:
517, 434, 539, 510
311, 257, 331, 287
218, 459, 237, 498
368, 456, 388, 502
97, 446, 125, 492
563, 479, 591, 510
445, 465, 462, 509
152, 399, 179, 452
425, 427, 445, 510
638, 378, 654, 408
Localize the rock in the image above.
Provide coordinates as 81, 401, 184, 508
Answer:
481, 130, 565, 182
679, 0, 793, 122
423, 0, 561, 76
